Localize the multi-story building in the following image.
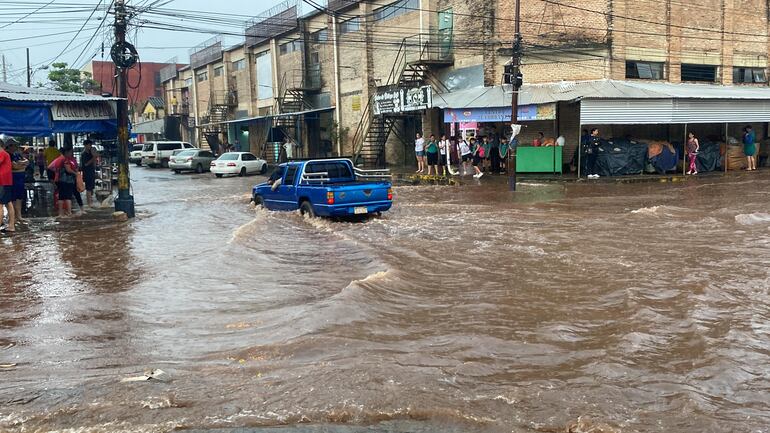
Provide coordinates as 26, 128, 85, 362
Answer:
84, 60, 183, 125
161, 0, 770, 168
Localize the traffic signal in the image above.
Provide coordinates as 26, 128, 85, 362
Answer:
504, 64, 523, 88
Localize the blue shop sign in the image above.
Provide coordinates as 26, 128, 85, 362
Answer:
444, 103, 555, 123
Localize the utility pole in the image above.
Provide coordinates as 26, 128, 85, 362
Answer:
112, 0, 136, 217
26, 48, 31, 87
508, 0, 522, 192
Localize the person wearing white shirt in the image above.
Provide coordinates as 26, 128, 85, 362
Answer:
458, 136, 472, 176
414, 133, 426, 173
438, 134, 449, 176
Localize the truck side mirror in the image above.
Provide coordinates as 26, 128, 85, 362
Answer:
271, 178, 282, 191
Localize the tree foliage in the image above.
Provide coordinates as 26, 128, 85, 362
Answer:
47, 62, 99, 93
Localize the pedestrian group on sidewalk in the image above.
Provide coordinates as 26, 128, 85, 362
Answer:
0, 138, 100, 233
414, 132, 513, 179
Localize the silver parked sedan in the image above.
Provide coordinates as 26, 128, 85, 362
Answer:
169, 149, 217, 174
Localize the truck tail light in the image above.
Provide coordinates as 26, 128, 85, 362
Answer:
227, 162, 237, 167
387, 188, 393, 200
326, 192, 334, 205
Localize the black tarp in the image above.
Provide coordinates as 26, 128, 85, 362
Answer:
696, 140, 720, 172
596, 138, 648, 176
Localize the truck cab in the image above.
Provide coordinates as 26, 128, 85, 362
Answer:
252, 159, 393, 218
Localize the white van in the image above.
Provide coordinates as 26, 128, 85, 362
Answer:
141, 141, 195, 168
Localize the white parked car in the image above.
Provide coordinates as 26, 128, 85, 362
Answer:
129, 144, 144, 166
210, 152, 268, 177
141, 141, 195, 168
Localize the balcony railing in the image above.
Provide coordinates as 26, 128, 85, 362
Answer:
168, 102, 190, 116
210, 91, 238, 107
404, 33, 454, 64
285, 67, 321, 91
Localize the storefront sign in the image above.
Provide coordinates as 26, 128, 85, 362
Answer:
444, 103, 555, 123
401, 86, 432, 112
373, 89, 400, 115
52, 102, 115, 121
373, 85, 432, 115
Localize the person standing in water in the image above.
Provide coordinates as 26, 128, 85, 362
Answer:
80, 140, 98, 207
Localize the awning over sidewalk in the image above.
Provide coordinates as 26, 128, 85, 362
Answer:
0, 82, 120, 137
434, 79, 770, 124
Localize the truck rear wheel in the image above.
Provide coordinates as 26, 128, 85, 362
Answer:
299, 201, 315, 218
253, 195, 264, 209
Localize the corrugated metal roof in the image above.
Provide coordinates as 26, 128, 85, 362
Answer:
132, 118, 165, 134
433, 79, 770, 109
0, 82, 119, 102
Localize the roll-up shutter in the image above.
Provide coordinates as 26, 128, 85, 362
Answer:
582, 98, 770, 124
672, 100, 770, 123
580, 99, 674, 124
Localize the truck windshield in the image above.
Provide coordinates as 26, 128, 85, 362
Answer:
305, 161, 352, 179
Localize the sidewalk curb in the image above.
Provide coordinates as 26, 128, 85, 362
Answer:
391, 171, 732, 186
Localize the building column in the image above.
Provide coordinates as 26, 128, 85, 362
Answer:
191, 70, 200, 144
332, 13, 342, 155
666, 0, 682, 83
608, 0, 626, 80
721, 0, 735, 85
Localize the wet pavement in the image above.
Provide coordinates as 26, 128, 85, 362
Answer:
2, 167, 770, 432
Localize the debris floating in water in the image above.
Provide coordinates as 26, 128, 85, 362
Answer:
120, 368, 167, 383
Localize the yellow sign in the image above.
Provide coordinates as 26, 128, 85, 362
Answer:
352, 95, 361, 112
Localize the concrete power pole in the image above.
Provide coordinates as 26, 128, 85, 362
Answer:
507, 0, 522, 191
26, 48, 31, 87
112, 0, 136, 217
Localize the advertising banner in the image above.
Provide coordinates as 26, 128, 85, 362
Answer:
443, 103, 556, 123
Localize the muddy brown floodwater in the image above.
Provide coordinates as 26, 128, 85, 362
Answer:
2, 168, 770, 433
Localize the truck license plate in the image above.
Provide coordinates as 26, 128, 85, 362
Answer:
354, 206, 368, 214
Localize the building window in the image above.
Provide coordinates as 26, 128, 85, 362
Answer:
374, 0, 418, 22
232, 59, 246, 71
626, 61, 664, 80
340, 17, 361, 34
196, 71, 208, 82
214, 66, 224, 77
310, 51, 320, 64
311, 29, 328, 43
184, 78, 192, 87
279, 40, 302, 55
255, 51, 273, 100
681, 64, 717, 82
733, 67, 767, 84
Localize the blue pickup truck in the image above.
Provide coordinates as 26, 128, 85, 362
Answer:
251, 159, 393, 218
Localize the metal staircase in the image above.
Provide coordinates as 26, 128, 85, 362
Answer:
202, 91, 237, 152
274, 68, 320, 158
352, 35, 453, 168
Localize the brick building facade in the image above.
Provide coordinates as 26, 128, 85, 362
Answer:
161, 0, 770, 164
84, 60, 182, 124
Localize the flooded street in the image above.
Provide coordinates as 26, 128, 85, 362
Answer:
2, 168, 770, 433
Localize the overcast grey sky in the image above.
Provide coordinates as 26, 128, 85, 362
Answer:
0, 0, 291, 85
